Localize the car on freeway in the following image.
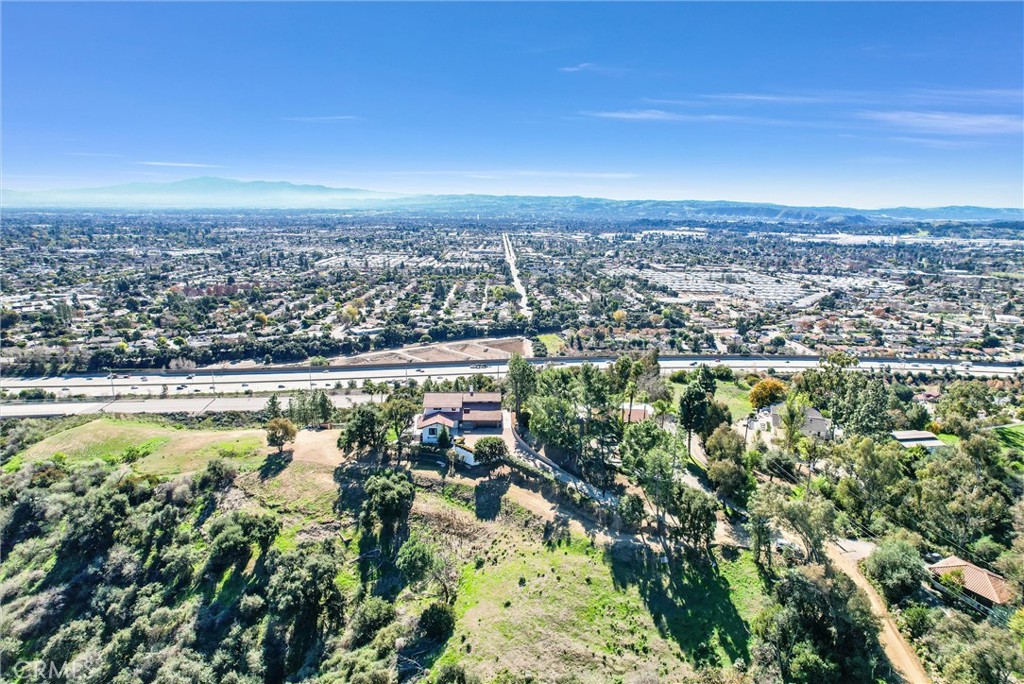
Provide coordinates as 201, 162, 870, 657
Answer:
241, 383, 249, 387
470, 363, 486, 369
186, 374, 195, 379
62, 387, 70, 391
278, 384, 286, 388
131, 386, 138, 390
416, 368, 425, 373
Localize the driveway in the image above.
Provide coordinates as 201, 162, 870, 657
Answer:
828, 540, 932, 684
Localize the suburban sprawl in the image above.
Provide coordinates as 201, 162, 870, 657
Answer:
3, 207, 1024, 684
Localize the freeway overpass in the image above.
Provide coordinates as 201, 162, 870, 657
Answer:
1, 353, 1019, 418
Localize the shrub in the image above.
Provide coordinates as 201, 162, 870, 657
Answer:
863, 539, 926, 605
419, 602, 456, 641
473, 437, 508, 467
350, 596, 396, 646
616, 494, 646, 531
899, 602, 935, 639
434, 663, 480, 684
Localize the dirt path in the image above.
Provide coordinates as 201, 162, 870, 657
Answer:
827, 543, 932, 684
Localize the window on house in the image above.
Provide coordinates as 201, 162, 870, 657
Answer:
428, 428, 437, 436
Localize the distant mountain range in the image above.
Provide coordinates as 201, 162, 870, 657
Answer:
5, 176, 1022, 223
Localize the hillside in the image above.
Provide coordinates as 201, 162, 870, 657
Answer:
1, 416, 768, 683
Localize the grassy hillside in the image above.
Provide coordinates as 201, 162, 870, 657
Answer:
0, 418, 768, 683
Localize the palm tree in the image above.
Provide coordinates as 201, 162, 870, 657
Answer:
653, 398, 672, 428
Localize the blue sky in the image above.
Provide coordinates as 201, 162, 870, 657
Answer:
3, 2, 1023, 207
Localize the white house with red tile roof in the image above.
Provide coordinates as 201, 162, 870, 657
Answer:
417, 391, 502, 444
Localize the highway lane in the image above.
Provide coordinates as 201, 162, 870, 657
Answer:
0, 394, 371, 418
1, 354, 1019, 403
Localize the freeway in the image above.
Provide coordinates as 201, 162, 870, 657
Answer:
0, 394, 371, 418
0, 354, 1019, 407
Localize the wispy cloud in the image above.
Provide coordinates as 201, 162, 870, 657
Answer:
886, 136, 978, 149
281, 115, 359, 122
558, 62, 628, 76
136, 161, 223, 168
582, 109, 748, 122
859, 110, 1023, 135
904, 88, 1024, 106
676, 88, 1023, 108
701, 92, 852, 105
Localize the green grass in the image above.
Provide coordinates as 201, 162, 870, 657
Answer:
19, 417, 266, 475
441, 530, 766, 681
538, 333, 565, 355
937, 433, 961, 447
995, 424, 1024, 452
672, 380, 752, 421
715, 382, 753, 420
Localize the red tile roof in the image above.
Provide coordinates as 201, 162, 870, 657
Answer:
929, 555, 1013, 605
418, 413, 458, 429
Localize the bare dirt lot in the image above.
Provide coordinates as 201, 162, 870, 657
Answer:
291, 428, 345, 466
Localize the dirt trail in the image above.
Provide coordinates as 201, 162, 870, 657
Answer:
827, 543, 932, 684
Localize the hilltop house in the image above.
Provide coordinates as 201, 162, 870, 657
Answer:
417, 391, 502, 445
756, 402, 834, 442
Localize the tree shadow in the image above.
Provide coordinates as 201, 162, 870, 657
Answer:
333, 462, 370, 519
543, 512, 572, 548
603, 539, 751, 668
259, 450, 293, 480
473, 475, 511, 521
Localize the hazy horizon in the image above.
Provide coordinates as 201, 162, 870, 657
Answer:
6, 174, 1024, 212
3, 3, 1023, 208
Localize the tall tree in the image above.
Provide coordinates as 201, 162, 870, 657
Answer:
776, 393, 807, 455
381, 398, 418, 462
677, 382, 709, 460
505, 352, 536, 420
265, 393, 282, 419
266, 417, 297, 453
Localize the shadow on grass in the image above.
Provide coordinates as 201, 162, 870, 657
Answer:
474, 475, 511, 521
259, 450, 293, 480
543, 512, 572, 547
603, 540, 750, 668
333, 462, 371, 518
996, 426, 1024, 452
396, 628, 454, 682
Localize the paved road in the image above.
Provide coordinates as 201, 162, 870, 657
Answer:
502, 233, 532, 319
1, 353, 1018, 404
0, 394, 371, 418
